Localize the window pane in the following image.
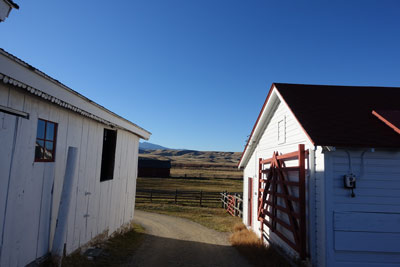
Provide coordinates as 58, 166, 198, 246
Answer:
46, 122, 55, 141
36, 120, 45, 139
45, 141, 53, 151
100, 129, 117, 182
35, 140, 44, 159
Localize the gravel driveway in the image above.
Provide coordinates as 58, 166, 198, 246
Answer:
127, 210, 252, 267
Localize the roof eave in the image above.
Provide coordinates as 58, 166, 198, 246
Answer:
238, 84, 279, 169
0, 49, 151, 140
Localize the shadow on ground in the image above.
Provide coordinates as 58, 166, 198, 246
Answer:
126, 233, 252, 267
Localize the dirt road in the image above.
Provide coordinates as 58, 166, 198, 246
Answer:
128, 210, 252, 267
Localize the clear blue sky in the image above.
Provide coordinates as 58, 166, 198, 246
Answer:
2, 1, 400, 152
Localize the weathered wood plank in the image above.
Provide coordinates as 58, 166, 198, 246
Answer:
73, 117, 89, 248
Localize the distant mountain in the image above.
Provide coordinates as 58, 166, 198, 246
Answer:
139, 142, 169, 150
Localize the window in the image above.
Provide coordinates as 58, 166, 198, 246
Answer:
100, 128, 117, 182
35, 119, 58, 162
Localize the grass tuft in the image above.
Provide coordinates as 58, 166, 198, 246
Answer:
40, 223, 145, 267
230, 223, 292, 267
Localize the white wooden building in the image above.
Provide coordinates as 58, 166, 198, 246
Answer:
238, 83, 400, 267
0, 0, 18, 22
0, 48, 151, 266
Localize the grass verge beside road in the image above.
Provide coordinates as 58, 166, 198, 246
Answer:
60, 223, 145, 267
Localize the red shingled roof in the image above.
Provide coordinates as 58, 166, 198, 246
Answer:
274, 83, 400, 148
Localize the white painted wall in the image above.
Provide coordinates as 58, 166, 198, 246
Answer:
242, 97, 315, 259
0, 82, 140, 267
241, 90, 400, 266
323, 149, 400, 267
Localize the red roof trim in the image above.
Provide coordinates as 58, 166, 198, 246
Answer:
238, 83, 318, 168
274, 86, 315, 146
372, 110, 400, 135
238, 84, 276, 168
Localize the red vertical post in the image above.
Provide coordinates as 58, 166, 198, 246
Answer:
298, 144, 306, 259
258, 157, 263, 243
248, 177, 253, 226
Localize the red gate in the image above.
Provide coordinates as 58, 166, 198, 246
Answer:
257, 144, 308, 259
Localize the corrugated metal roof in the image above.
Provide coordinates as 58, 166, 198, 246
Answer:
4, 0, 19, 9
0, 48, 151, 139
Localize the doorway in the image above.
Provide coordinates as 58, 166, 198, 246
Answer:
248, 177, 253, 226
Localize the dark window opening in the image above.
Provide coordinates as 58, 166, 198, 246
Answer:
100, 128, 117, 182
35, 119, 58, 162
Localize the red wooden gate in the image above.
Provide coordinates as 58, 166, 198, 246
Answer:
257, 144, 308, 259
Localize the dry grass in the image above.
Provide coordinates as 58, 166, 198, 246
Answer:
135, 202, 242, 232
230, 223, 292, 267
136, 176, 242, 193
140, 149, 243, 179
170, 167, 241, 179
40, 223, 145, 267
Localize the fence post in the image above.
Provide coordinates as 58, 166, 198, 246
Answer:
238, 194, 242, 218
175, 189, 178, 204
234, 194, 237, 216
200, 190, 203, 206
150, 189, 153, 203
224, 191, 229, 209
298, 144, 306, 260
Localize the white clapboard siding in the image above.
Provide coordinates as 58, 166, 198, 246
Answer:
0, 86, 17, 263
243, 99, 313, 257
2, 88, 35, 267
324, 150, 400, 266
0, 82, 142, 267
313, 147, 325, 267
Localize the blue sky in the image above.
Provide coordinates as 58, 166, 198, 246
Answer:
2, 1, 400, 151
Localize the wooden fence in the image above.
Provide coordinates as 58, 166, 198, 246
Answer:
136, 189, 222, 207
221, 191, 243, 218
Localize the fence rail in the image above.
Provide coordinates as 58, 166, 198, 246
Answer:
136, 189, 222, 206
136, 189, 244, 216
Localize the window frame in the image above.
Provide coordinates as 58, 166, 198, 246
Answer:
100, 128, 117, 182
278, 115, 286, 145
35, 118, 58, 162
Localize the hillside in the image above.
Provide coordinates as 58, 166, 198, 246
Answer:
139, 142, 170, 150
139, 149, 242, 167
139, 149, 243, 179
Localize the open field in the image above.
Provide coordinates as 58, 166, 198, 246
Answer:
136, 148, 244, 230
136, 177, 242, 193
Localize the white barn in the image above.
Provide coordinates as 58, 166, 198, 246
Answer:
0, 49, 151, 266
238, 83, 400, 267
